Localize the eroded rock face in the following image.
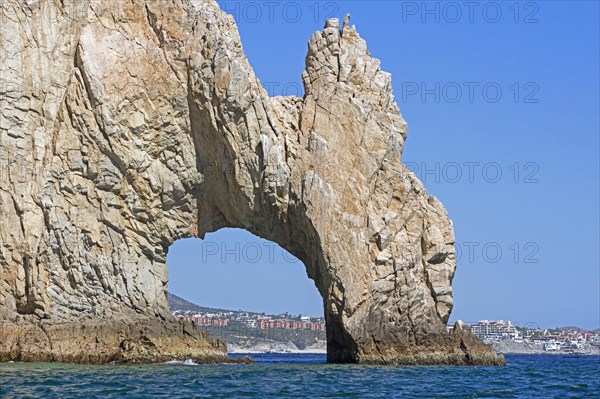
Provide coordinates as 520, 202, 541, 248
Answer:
0, 0, 503, 365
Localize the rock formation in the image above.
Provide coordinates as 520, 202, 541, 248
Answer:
0, 0, 503, 365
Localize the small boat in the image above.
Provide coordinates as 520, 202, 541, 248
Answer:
265, 343, 277, 353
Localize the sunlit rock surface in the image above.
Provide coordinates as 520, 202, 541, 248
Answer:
0, 0, 503, 365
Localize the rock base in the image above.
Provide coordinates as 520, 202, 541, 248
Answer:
0, 317, 236, 364
0, 319, 502, 366
334, 322, 505, 366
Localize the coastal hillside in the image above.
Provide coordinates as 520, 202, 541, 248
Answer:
168, 293, 326, 353
167, 293, 231, 314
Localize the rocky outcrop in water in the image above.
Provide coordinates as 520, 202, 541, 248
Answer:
0, 0, 503, 365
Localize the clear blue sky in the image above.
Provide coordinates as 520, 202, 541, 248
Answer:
168, 1, 600, 329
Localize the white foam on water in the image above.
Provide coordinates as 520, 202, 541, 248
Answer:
162, 359, 198, 366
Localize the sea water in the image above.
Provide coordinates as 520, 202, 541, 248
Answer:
1, 354, 598, 398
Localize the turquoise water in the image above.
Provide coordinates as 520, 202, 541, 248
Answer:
1, 354, 598, 398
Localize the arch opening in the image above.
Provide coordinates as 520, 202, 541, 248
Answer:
166, 228, 327, 354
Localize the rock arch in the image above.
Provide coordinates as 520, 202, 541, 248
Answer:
0, 0, 502, 365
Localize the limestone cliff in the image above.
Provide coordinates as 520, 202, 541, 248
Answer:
0, 0, 503, 365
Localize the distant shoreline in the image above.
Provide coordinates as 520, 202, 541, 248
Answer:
228, 350, 327, 355
490, 340, 600, 356
227, 341, 326, 355
228, 349, 327, 354
504, 353, 600, 356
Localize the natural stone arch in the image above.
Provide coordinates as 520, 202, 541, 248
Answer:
0, 0, 502, 365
